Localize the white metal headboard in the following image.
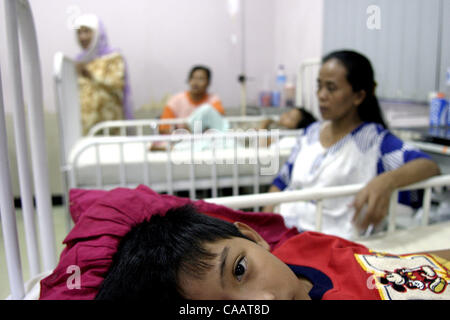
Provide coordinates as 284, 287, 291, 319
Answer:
53, 52, 82, 169
296, 58, 321, 120
0, 0, 56, 299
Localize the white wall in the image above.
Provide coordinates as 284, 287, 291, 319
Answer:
322, 0, 444, 102
242, 0, 276, 106
0, 0, 238, 113
273, 0, 324, 83
1, 0, 322, 115
439, 0, 450, 94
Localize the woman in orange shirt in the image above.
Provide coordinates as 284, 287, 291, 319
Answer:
159, 65, 225, 133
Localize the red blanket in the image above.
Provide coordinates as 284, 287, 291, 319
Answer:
39, 185, 298, 300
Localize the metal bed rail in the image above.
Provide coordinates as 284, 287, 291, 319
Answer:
206, 174, 450, 234
1, 0, 56, 300
87, 115, 281, 137
67, 129, 303, 197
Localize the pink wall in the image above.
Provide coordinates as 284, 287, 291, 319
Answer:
274, 0, 324, 82
0, 0, 323, 114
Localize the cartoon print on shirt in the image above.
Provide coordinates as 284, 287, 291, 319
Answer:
379, 265, 447, 294
355, 253, 450, 300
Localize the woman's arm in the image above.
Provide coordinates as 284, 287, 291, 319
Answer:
76, 62, 91, 79
353, 158, 440, 230
259, 118, 274, 130
262, 185, 281, 212
159, 106, 177, 134
79, 54, 126, 95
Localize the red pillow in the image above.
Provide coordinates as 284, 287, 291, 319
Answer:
39, 185, 298, 300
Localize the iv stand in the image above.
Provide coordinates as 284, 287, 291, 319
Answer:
239, 74, 246, 116
239, 0, 247, 116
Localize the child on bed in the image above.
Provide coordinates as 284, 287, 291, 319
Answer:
95, 205, 450, 301
258, 107, 316, 131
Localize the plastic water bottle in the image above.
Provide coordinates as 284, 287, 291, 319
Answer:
272, 65, 286, 107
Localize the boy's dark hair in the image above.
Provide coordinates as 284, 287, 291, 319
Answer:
322, 50, 387, 129
188, 65, 211, 83
95, 205, 250, 301
296, 107, 316, 129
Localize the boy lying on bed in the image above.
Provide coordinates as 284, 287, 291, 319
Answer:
96, 204, 450, 301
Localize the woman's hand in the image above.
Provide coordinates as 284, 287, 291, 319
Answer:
352, 158, 440, 231
352, 173, 396, 231
76, 63, 92, 79
259, 119, 274, 130
262, 185, 282, 212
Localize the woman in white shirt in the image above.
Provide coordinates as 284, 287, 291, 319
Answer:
263, 50, 440, 239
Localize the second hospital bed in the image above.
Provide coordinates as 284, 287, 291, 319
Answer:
2, 0, 450, 300
54, 52, 304, 199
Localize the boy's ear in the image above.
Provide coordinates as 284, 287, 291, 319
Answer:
234, 222, 270, 251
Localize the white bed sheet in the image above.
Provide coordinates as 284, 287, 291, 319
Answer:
5, 271, 51, 300
355, 221, 450, 254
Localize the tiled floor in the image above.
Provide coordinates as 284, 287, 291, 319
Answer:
0, 206, 67, 299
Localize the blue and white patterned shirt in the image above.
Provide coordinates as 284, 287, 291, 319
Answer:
273, 122, 430, 239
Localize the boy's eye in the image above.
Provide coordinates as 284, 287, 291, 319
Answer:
234, 257, 247, 282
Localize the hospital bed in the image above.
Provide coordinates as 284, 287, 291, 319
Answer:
54, 51, 302, 203
1, 0, 450, 300
66, 128, 300, 194
54, 51, 323, 203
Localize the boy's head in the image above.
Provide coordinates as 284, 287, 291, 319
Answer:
95, 205, 310, 301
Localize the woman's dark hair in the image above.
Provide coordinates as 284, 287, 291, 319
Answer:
322, 50, 387, 128
188, 65, 211, 83
95, 205, 250, 301
296, 107, 317, 129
